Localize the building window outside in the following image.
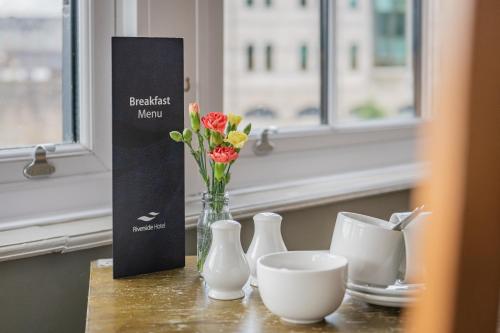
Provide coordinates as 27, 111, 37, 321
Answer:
373, 0, 407, 66
247, 45, 254, 71
265, 44, 273, 71
349, 43, 358, 70
336, 0, 415, 122
300, 44, 308, 70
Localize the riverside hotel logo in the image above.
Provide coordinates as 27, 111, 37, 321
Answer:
133, 212, 166, 232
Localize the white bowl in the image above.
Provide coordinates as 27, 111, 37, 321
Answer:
257, 251, 348, 324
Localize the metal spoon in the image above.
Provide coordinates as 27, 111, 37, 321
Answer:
391, 205, 425, 231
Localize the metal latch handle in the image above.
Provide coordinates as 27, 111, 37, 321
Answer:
23, 144, 56, 179
253, 126, 278, 156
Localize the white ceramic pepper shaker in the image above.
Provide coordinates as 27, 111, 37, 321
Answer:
246, 212, 287, 287
203, 220, 250, 300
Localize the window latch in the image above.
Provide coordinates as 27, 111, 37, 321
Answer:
23, 144, 56, 179
184, 77, 191, 92
253, 127, 278, 156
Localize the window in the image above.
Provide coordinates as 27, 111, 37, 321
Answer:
265, 0, 272, 7
373, 0, 407, 66
246, 0, 254, 7
246, 44, 254, 71
0, 0, 113, 230
349, 43, 358, 70
336, 0, 416, 123
0, 0, 76, 148
300, 44, 308, 70
265, 44, 273, 71
217, 0, 422, 193
0, 0, 423, 236
349, 0, 359, 9
224, 0, 321, 129
225, 0, 418, 129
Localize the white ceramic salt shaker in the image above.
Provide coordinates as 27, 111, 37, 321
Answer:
246, 212, 287, 287
203, 220, 250, 300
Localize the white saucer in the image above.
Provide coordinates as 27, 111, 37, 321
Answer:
347, 281, 424, 297
347, 289, 416, 307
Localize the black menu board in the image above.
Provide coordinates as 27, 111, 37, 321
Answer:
112, 37, 185, 278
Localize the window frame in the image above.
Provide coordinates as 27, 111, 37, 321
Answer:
0, 0, 432, 261
0, 0, 114, 231
0, 0, 427, 230
219, 0, 423, 134
207, 0, 425, 195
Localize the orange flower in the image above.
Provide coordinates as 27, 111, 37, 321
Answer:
201, 112, 227, 134
209, 146, 238, 164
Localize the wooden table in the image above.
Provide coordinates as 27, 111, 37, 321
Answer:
86, 256, 404, 332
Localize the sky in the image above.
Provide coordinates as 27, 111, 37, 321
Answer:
0, 0, 61, 18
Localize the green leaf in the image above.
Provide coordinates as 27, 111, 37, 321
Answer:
243, 123, 252, 135
183, 128, 193, 143
169, 131, 183, 142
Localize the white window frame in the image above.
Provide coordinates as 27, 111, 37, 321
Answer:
184, 0, 428, 221
0, 0, 433, 261
0, 0, 114, 231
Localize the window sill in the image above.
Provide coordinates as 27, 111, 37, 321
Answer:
0, 163, 422, 262
185, 163, 421, 227
0, 216, 111, 262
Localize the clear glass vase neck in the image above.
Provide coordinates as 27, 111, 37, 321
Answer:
201, 192, 229, 207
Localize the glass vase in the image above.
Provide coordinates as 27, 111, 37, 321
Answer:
197, 192, 232, 274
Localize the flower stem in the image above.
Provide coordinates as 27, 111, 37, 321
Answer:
197, 132, 209, 190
